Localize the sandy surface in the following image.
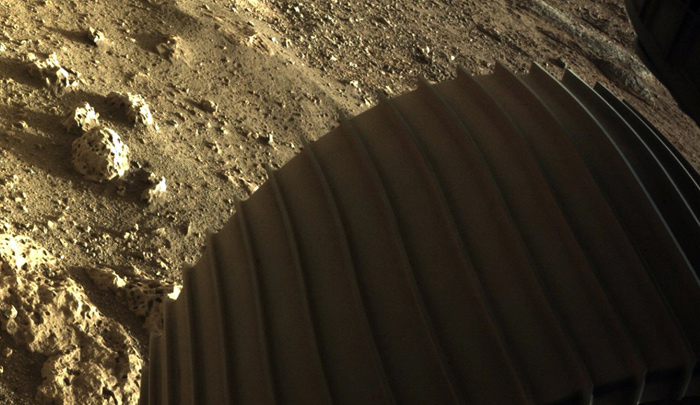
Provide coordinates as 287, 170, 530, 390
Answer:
0, 0, 698, 403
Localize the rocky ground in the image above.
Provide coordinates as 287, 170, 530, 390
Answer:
0, 0, 698, 403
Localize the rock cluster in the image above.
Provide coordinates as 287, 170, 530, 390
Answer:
0, 234, 142, 405
64, 92, 156, 183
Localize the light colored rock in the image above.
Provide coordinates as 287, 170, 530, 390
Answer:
155, 35, 186, 62
71, 127, 130, 182
200, 98, 218, 113
85, 267, 126, 291
141, 176, 167, 205
0, 234, 142, 405
239, 177, 259, 195
259, 132, 274, 145
28, 53, 80, 91
63, 102, 100, 135
108, 92, 154, 127
87, 266, 181, 334
87, 27, 105, 46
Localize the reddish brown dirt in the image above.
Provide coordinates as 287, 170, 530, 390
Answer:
0, 0, 698, 403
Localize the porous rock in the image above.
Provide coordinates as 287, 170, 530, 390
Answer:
72, 126, 130, 182
0, 234, 142, 405
63, 102, 100, 135
108, 91, 154, 127
87, 266, 181, 334
28, 53, 80, 91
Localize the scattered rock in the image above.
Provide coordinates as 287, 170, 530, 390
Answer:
72, 127, 130, 182
141, 176, 167, 205
0, 234, 142, 405
415, 45, 432, 64
86, 266, 181, 334
0, 223, 11, 234
475, 23, 503, 42
87, 27, 105, 46
220, 171, 259, 195
116, 184, 127, 196
239, 177, 259, 194
260, 132, 274, 145
63, 102, 100, 135
108, 91, 155, 127
217, 20, 275, 55
27, 53, 80, 92
177, 222, 191, 236
550, 56, 567, 69
200, 98, 218, 114
155, 35, 186, 62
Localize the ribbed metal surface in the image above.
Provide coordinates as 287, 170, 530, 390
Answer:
140, 64, 700, 404
626, 0, 700, 126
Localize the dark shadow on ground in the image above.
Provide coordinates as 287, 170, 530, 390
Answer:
132, 31, 165, 56
0, 101, 82, 185
0, 57, 44, 90
0, 328, 45, 404
47, 26, 93, 47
